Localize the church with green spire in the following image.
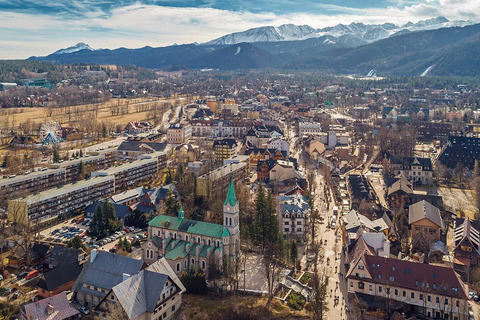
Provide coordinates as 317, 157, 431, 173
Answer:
142, 178, 240, 275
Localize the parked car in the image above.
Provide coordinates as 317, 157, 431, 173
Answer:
25, 270, 39, 280
3, 288, 11, 296
17, 271, 28, 280
76, 217, 85, 224
78, 307, 90, 315
11, 292, 20, 299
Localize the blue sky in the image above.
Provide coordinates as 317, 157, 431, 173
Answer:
0, 0, 479, 59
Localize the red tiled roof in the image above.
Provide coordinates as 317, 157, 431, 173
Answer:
348, 255, 468, 299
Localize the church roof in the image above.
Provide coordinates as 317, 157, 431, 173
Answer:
224, 176, 237, 206
148, 215, 224, 239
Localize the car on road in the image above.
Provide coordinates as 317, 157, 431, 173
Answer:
78, 307, 90, 315
25, 270, 39, 280
11, 292, 20, 300
17, 271, 28, 280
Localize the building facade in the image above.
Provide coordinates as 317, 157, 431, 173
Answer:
143, 178, 240, 275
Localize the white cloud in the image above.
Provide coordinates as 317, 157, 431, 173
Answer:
1, 1, 480, 59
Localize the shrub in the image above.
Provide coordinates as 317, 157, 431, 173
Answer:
287, 291, 306, 310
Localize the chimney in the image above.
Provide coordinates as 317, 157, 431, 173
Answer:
384, 256, 388, 263
122, 273, 130, 281
90, 249, 98, 263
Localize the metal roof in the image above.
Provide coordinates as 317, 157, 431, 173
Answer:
148, 214, 224, 239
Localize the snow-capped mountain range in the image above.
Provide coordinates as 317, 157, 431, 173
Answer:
204, 16, 475, 46
52, 42, 94, 55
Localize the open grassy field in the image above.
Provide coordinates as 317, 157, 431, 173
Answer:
175, 293, 309, 320
0, 97, 182, 128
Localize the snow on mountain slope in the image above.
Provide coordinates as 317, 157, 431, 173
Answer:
204, 17, 476, 47
52, 42, 94, 55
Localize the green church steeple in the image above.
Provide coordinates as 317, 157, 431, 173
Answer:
178, 203, 184, 220
224, 175, 237, 206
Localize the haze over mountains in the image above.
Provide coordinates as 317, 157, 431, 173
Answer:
30, 16, 480, 77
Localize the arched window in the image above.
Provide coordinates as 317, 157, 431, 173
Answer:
229, 218, 232, 226
176, 263, 180, 272
197, 237, 201, 243
184, 260, 188, 269
185, 235, 189, 241
201, 260, 206, 270
191, 258, 195, 266
208, 239, 211, 246
225, 217, 228, 225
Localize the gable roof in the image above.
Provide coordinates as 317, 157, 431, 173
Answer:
73, 251, 145, 300
85, 200, 131, 219
37, 263, 82, 292
454, 218, 480, 256
348, 254, 468, 299
43, 246, 82, 270
408, 200, 443, 228
148, 214, 224, 239
213, 138, 237, 149
21, 292, 79, 320
117, 141, 166, 152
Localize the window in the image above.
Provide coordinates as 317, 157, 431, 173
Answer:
456, 301, 460, 307
350, 282, 353, 289
445, 298, 448, 305
358, 282, 364, 289
402, 291, 406, 297
285, 228, 290, 232
389, 276, 395, 282
285, 221, 290, 225
436, 297, 440, 304
394, 289, 398, 296
378, 286, 382, 293
386, 288, 390, 295
176, 263, 180, 272
358, 265, 364, 270
369, 285, 372, 292
111, 295, 114, 300
378, 275, 382, 280
428, 295, 431, 302
411, 292, 415, 299
202, 260, 206, 269
297, 221, 302, 225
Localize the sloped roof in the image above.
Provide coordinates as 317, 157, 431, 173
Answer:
44, 246, 82, 270
408, 200, 443, 228
224, 176, 237, 206
348, 255, 468, 300
85, 200, 131, 219
37, 263, 82, 291
387, 175, 412, 196
21, 292, 79, 320
73, 251, 145, 298
148, 214, 224, 239
454, 218, 480, 256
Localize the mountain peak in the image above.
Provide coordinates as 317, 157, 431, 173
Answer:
52, 42, 94, 55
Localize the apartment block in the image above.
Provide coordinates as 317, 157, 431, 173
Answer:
92, 158, 158, 191
0, 168, 66, 200
167, 123, 192, 144
49, 154, 106, 183
8, 176, 115, 224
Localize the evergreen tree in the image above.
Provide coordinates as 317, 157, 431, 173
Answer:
165, 169, 173, 184
89, 204, 105, 238
68, 235, 84, 249
78, 160, 85, 180
290, 240, 298, 268
79, 149, 83, 157
102, 123, 108, 138
2, 155, 8, 168
165, 189, 179, 216
104, 199, 120, 233
52, 147, 60, 163
252, 184, 279, 252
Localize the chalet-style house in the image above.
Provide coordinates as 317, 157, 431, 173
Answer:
277, 193, 309, 237
389, 156, 433, 185
37, 262, 82, 298
438, 136, 480, 169
213, 138, 238, 163
72, 250, 147, 309
453, 218, 480, 282
20, 292, 79, 320
409, 200, 444, 252
143, 178, 240, 275
95, 258, 185, 320
347, 254, 469, 320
